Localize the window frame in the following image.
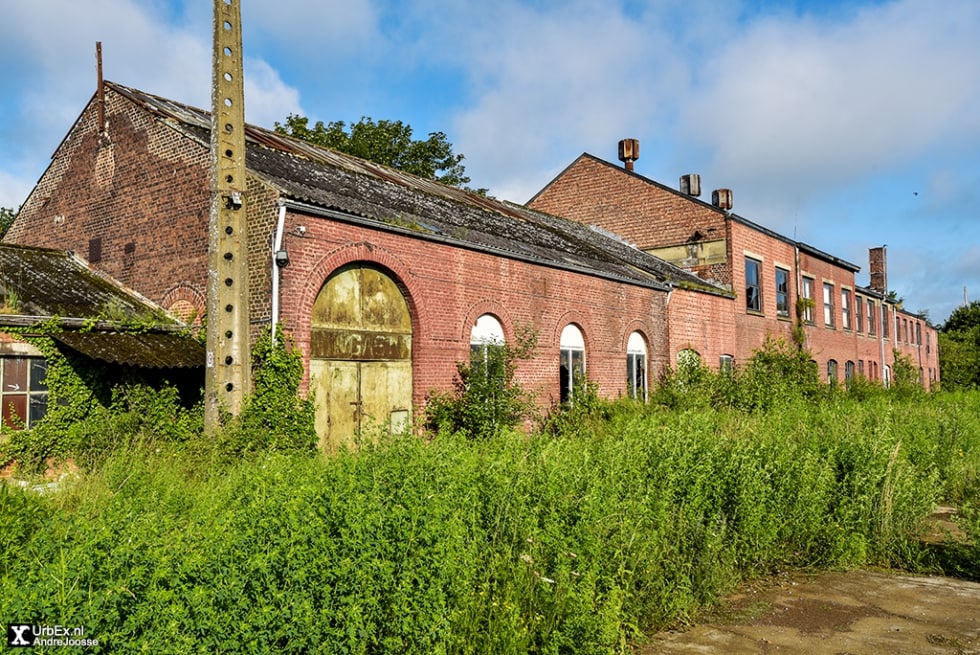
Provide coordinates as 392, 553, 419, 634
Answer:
801, 276, 814, 324
559, 324, 586, 403
469, 314, 506, 380
775, 267, 790, 319
823, 282, 835, 328
0, 356, 48, 430
841, 288, 852, 331
626, 332, 647, 401
744, 257, 762, 314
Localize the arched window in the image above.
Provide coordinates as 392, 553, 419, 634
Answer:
827, 359, 839, 387
883, 365, 891, 388
559, 324, 585, 403
470, 314, 504, 357
470, 314, 505, 381
626, 332, 647, 401
719, 354, 735, 376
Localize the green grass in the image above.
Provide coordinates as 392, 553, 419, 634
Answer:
2, 391, 979, 654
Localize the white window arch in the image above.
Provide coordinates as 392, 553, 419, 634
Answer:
470, 314, 505, 378
626, 332, 648, 400
559, 324, 585, 402
470, 314, 504, 349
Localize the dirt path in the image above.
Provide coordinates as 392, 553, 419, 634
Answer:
640, 569, 980, 654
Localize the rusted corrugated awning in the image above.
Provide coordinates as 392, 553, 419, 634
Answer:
53, 331, 205, 369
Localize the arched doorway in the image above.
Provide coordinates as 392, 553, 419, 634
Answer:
309, 264, 413, 450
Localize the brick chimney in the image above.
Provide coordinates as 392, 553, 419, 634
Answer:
869, 246, 887, 294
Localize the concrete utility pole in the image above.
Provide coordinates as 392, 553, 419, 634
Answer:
205, 0, 251, 431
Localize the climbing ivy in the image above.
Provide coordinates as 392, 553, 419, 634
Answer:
0, 324, 316, 473
205, 326, 318, 463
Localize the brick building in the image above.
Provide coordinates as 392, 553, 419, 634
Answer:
527, 146, 940, 389
4, 83, 731, 447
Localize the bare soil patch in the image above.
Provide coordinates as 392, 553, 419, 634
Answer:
640, 570, 980, 654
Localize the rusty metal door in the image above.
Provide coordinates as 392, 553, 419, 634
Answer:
309, 265, 412, 450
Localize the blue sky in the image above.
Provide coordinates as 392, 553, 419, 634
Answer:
1, 0, 977, 324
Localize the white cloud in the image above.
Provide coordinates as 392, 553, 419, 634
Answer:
445, 0, 694, 201
681, 0, 980, 202
0, 0, 303, 200
0, 171, 34, 211
242, 0, 379, 59
243, 59, 304, 129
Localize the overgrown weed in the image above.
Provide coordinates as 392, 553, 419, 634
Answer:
2, 339, 979, 652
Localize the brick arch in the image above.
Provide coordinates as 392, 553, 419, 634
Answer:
161, 283, 205, 325
294, 242, 424, 355
621, 320, 654, 352
552, 310, 592, 352
460, 301, 515, 344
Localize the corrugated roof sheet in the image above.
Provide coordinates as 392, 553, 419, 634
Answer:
53, 331, 204, 369
104, 82, 727, 295
0, 243, 170, 320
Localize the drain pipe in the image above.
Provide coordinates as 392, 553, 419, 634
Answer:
271, 202, 287, 342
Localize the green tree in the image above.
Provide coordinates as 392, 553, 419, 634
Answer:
275, 114, 475, 189
0, 206, 16, 239
939, 301, 980, 390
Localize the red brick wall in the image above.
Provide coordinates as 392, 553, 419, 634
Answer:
7, 88, 286, 339
8, 89, 212, 314
728, 220, 800, 362
666, 288, 737, 370
528, 158, 940, 389
5, 89, 680, 411
274, 208, 673, 410
529, 156, 727, 252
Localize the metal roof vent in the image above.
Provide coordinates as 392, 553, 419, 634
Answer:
712, 188, 733, 210
618, 138, 639, 172
680, 174, 701, 197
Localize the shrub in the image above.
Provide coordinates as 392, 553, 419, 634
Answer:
425, 327, 537, 439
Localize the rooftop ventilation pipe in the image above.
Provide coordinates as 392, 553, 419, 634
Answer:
680, 174, 701, 197
711, 188, 733, 210
618, 138, 639, 172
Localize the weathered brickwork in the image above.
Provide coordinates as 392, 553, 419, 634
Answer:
531, 153, 941, 389
4, 87, 940, 409
10, 89, 212, 310
275, 208, 672, 408
4, 88, 680, 415
529, 155, 727, 252
666, 288, 737, 369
